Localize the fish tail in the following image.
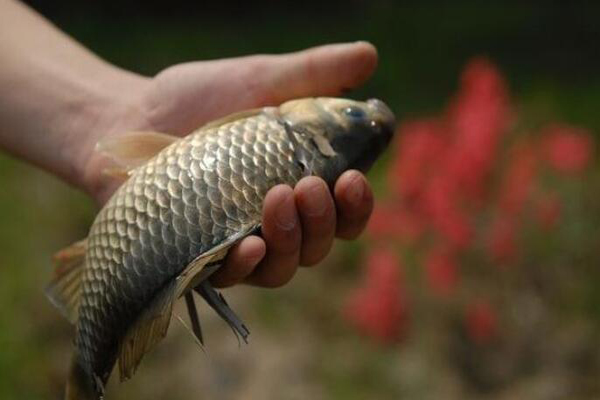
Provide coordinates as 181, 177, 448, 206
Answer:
65, 353, 103, 400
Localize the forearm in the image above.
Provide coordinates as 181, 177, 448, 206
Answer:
0, 0, 149, 189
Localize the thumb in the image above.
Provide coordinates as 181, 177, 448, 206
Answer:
146, 42, 378, 134
259, 41, 378, 103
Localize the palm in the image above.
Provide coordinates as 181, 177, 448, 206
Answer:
84, 42, 378, 288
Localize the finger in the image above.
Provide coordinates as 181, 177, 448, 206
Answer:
210, 235, 266, 288
334, 170, 374, 240
263, 41, 378, 103
245, 185, 301, 287
294, 177, 336, 266
148, 42, 377, 135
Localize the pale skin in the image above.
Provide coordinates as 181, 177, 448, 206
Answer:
0, 0, 376, 288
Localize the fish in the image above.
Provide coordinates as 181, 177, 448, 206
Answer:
46, 97, 396, 400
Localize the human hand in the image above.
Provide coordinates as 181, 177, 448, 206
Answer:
80, 42, 378, 288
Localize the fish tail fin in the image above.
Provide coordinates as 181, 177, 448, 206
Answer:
46, 239, 87, 323
65, 353, 103, 400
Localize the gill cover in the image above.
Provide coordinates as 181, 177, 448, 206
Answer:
278, 97, 396, 173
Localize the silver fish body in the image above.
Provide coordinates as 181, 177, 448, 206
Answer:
48, 97, 396, 399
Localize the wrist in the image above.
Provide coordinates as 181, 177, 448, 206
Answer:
69, 67, 152, 201
0, 0, 153, 202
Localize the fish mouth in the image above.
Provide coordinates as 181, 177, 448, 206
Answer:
367, 98, 396, 141
366, 98, 396, 155
367, 98, 394, 121
344, 98, 396, 173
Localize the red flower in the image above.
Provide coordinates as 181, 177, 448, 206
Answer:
424, 245, 459, 296
486, 215, 517, 264
344, 249, 408, 343
367, 204, 425, 244
389, 119, 446, 199
465, 301, 498, 344
443, 146, 488, 204
542, 124, 593, 174
446, 57, 511, 199
422, 174, 472, 249
499, 141, 538, 215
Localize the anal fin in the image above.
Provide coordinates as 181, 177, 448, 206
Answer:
46, 239, 87, 324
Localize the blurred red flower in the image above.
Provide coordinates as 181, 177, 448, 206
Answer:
446, 57, 511, 200
344, 249, 408, 343
367, 204, 425, 244
424, 245, 459, 296
486, 216, 517, 264
389, 119, 446, 199
348, 56, 596, 349
498, 141, 538, 215
465, 301, 498, 344
542, 124, 593, 174
423, 174, 473, 249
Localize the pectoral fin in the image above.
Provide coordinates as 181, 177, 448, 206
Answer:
184, 292, 203, 345
118, 247, 226, 381
117, 224, 259, 381
174, 224, 260, 297
195, 281, 250, 343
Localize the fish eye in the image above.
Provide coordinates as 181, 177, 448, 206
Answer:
343, 106, 367, 120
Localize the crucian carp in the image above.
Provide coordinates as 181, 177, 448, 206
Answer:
47, 97, 396, 399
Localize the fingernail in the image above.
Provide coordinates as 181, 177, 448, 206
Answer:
346, 172, 364, 208
275, 193, 297, 231
302, 180, 328, 217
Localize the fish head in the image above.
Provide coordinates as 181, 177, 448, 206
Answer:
279, 97, 396, 177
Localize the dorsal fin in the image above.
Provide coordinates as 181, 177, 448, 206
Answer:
96, 131, 178, 172
46, 239, 87, 324
200, 108, 266, 131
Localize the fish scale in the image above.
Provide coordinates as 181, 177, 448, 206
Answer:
79, 114, 307, 381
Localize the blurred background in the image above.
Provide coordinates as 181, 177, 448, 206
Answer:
1, 1, 600, 399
